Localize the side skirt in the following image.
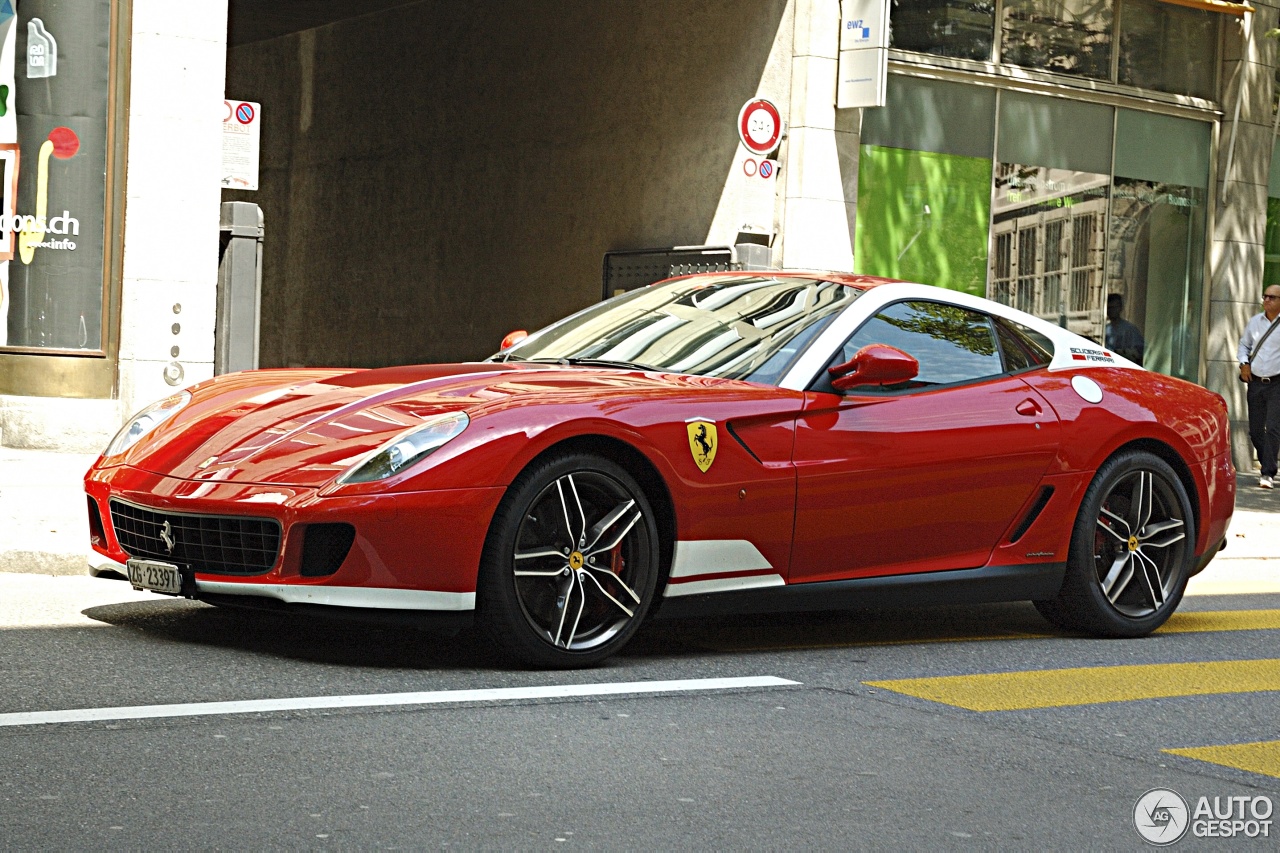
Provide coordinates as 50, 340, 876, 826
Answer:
195, 594, 473, 633
651, 563, 1067, 621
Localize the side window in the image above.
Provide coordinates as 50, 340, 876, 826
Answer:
819, 300, 1003, 391
995, 318, 1044, 373
1010, 320, 1055, 362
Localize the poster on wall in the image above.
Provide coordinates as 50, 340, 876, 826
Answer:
0, 0, 111, 352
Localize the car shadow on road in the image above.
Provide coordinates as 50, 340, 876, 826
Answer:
627, 601, 1062, 658
81, 596, 1070, 670
80, 598, 509, 670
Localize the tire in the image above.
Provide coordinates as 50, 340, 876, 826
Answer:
477, 451, 661, 667
1035, 450, 1195, 637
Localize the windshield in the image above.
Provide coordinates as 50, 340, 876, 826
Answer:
490, 275, 863, 384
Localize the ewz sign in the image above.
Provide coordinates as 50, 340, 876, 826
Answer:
838, 0, 889, 109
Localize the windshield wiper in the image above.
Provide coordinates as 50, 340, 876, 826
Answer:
559, 357, 661, 372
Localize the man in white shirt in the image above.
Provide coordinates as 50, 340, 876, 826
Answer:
1238, 284, 1280, 488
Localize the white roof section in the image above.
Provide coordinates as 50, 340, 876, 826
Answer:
778, 279, 1141, 392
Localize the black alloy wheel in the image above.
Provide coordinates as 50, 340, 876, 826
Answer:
1035, 450, 1194, 637
478, 451, 660, 667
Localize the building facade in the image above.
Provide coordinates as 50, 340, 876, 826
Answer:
0, 0, 226, 451
838, 0, 1274, 468
0, 0, 1273, 474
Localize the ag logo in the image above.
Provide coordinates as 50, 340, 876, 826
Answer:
686, 419, 717, 473
1134, 788, 1189, 845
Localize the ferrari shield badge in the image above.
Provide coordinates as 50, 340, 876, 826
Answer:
686, 419, 718, 473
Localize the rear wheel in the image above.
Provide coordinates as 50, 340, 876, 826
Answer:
477, 452, 660, 667
1035, 450, 1194, 637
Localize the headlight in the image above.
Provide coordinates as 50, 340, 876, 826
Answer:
338, 411, 469, 485
103, 391, 192, 458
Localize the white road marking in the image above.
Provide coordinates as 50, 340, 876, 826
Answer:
0, 676, 801, 728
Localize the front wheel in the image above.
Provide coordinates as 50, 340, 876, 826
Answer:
477, 452, 661, 667
1035, 450, 1194, 637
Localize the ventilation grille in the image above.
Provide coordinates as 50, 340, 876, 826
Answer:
87, 497, 105, 547
1009, 486, 1055, 544
109, 499, 281, 575
300, 523, 356, 577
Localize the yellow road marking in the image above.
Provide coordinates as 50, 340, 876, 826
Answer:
1159, 609, 1280, 633
866, 659, 1280, 711
1164, 740, 1280, 780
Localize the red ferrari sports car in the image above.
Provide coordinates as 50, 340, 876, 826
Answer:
86, 272, 1235, 666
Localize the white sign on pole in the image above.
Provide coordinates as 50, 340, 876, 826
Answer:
221, 99, 261, 191
837, 0, 890, 109
735, 144, 778, 237
837, 48, 888, 110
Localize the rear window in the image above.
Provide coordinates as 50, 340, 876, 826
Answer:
995, 318, 1051, 372
998, 318, 1054, 365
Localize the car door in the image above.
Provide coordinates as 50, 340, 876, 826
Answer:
789, 300, 1061, 583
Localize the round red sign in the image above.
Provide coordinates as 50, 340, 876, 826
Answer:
737, 98, 783, 156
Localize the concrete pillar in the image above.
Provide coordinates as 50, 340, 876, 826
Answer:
1209, 4, 1279, 473
779, 0, 858, 271
117, 0, 228, 420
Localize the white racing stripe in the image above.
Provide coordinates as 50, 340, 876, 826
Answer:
0, 676, 801, 728
670, 539, 773, 579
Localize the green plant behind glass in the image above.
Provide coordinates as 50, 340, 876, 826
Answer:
855, 145, 993, 296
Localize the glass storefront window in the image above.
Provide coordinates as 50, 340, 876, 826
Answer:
857, 82, 1213, 383
1000, 0, 1114, 80
890, 0, 1220, 99
990, 164, 1110, 332
1108, 110, 1209, 381
1118, 0, 1217, 99
857, 77, 996, 295
889, 0, 996, 61
857, 147, 996, 295
1108, 178, 1204, 378
989, 92, 1113, 338
0, 1, 113, 353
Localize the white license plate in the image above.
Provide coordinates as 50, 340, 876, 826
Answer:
127, 559, 183, 595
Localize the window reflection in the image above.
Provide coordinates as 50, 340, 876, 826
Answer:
989, 163, 1110, 340
890, 0, 995, 60
1108, 179, 1204, 380
494, 276, 862, 385
1117, 0, 1216, 98
1000, 0, 1114, 80
838, 301, 1003, 387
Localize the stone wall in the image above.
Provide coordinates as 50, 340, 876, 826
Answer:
225, 0, 791, 368
1209, 4, 1279, 472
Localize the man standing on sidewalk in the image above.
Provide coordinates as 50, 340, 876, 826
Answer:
1239, 284, 1280, 488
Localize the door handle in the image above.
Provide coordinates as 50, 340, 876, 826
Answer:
1016, 399, 1042, 417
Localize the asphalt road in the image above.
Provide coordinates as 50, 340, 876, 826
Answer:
2, 574, 1278, 849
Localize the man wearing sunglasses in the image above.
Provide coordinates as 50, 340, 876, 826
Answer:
1239, 285, 1280, 488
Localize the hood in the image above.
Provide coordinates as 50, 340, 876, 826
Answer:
128, 362, 746, 487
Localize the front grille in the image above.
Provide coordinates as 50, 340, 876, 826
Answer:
109, 499, 282, 575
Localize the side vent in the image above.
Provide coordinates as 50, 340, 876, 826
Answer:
87, 497, 105, 547
725, 422, 762, 464
299, 523, 356, 577
1008, 486, 1055, 544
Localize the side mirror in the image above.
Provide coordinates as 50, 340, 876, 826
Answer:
500, 330, 528, 351
828, 344, 918, 392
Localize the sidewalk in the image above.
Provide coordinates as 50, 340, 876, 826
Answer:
1, 446, 1277, 593
0, 446, 100, 575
